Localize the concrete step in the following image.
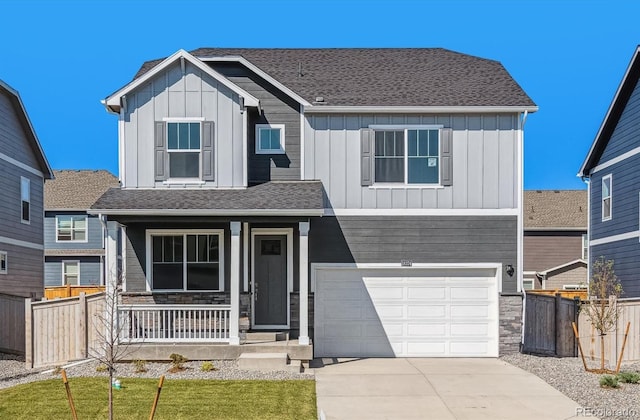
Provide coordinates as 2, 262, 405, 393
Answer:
243, 332, 286, 343
238, 352, 303, 372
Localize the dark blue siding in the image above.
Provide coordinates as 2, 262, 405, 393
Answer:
600, 76, 640, 162
590, 153, 640, 240
44, 212, 104, 250
591, 238, 640, 298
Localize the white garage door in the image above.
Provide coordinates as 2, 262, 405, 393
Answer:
314, 267, 499, 358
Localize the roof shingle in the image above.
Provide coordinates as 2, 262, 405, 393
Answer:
524, 190, 588, 229
45, 170, 119, 210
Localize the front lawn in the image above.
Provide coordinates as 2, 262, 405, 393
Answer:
0, 378, 316, 419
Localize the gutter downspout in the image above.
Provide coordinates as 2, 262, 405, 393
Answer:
519, 110, 529, 350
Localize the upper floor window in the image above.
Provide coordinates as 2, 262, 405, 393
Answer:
149, 230, 223, 291
582, 234, 588, 260
602, 174, 612, 221
56, 216, 87, 242
374, 129, 440, 184
21, 177, 30, 223
62, 261, 79, 285
256, 124, 285, 154
0, 251, 7, 274
168, 122, 200, 178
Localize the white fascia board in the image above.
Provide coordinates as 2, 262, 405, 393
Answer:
540, 259, 587, 275
304, 105, 539, 114
579, 46, 640, 177
89, 208, 324, 217
199, 56, 311, 106
104, 49, 260, 109
325, 208, 518, 216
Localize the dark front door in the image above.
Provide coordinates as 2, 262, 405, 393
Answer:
254, 235, 287, 327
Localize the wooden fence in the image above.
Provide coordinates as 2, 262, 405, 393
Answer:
44, 285, 105, 300
528, 289, 588, 300
26, 292, 105, 369
0, 293, 26, 354
577, 298, 640, 364
523, 292, 579, 357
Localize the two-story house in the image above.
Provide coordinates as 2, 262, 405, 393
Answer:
93, 48, 537, 360
523, 190, 588, 290
43, 170, 119, 296
580, 45, 640, 298
0, 80, 53, 299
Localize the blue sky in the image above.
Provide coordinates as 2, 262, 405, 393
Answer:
2, 0, 640, 190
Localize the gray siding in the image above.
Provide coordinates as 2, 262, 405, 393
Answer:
600, 76, 640, 163
591, 238, 640, 297
0, 243, 43, 298
0, 166, 44, 243
210, 63, 301, 183
44, 257, 102, 286
590, 153, 640, 240
523, 232, 585, 272
305, 114, 519, 209
0, 90, 41, 169
123, 61, 244, 188
44, 213, 104, 250
310, 216, 518, 293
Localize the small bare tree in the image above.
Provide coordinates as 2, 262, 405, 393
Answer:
581, 257, 623, 371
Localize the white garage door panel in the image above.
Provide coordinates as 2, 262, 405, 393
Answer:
314, 267, 499, 358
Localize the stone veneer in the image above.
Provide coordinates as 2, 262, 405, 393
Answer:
499, 294, 523, 354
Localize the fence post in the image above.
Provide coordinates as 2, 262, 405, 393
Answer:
24, 298, 32, 369
554, 293, 561, 356
78, 292, 87, 358
573, 296, 580, 357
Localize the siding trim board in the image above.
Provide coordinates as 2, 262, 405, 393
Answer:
0, 235, 44, 250
0, 151, 43, 177
590, 230, 640, 246
590, 145, 640, 175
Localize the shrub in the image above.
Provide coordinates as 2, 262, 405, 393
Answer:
133, 359, 147, 373
201, 361, 216, 372
599, 375, 620, 388
169, 353, 188, 372
96, 363, 108, 373
617, 371, 640, 384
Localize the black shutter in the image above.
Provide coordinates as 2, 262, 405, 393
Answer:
202, 121, 215, 181
154, 122, 167, 181
361, 128, 374, 186
440, 128, 453, 186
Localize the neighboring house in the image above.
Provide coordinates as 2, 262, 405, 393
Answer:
523, 190, 588, 290
0, 80, 54, 298
93, 48, 537, 359
43, 170, 119, 290
580, 46, 640, 298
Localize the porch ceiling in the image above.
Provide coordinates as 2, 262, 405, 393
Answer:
90, 181, 325, 216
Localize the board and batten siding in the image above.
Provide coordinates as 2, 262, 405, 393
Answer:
305, 114, 519, 210
44, 213, 103, 250
310, 215, 518, 293
599, 75, 640, 163
209, 62, 301, 183
122, 61, 244, 188
44, 257, 102, 287
590, 153, 640, 240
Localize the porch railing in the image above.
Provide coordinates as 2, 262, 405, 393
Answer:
117, 304, 231, 343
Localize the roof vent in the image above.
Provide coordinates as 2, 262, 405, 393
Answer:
314, 96, 325, 103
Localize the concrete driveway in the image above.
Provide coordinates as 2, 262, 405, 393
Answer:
312, 358, 584, 420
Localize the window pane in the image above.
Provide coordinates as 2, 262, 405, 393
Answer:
428, 130, 439, 156
73, 230, 86, 241
22, 202, 29, 221
0, 254, 6, 272
409, 157, 439, 184
375, 131, 385, 156
375, 158, 404, 182
187, 235, 197, 262
384, 132, 395, 156
198, 235, 208, 262
163, 237, 174, 262
21, 178, 30, 201
189, 123, 200, 149
270, 129, 281, 150
418, 130, 429, 156
169, 152, 199, 178
408, 130, 418, 157
58, 217, 71, 229
64, 263, 78, 275
602, 178, 610, 197
604, 198, 611, 218
73, 217, 86, 230
187, 263, 218, 290
153, 236, 163, 262
208, 235, 219, 262
153, 263, 183, 289
168, 123, 178, 149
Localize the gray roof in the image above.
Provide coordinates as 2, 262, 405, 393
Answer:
134, 48, 536, 108
91, 181, 325, 214
45, 170, 119, 210
524, 190, 588, 229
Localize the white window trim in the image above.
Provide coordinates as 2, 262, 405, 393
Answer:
55, 215, 89, 243
370, 125, 443, 187
20, 176, 30, 224
602, 174, 612, 221
62, 260, 80, 286
582, 233, 589, 260
522, 278, 534, 290
166, 120, 202, 181
145, 229, 225, 292
0, 251, 7, 274
255, 124, 286, 154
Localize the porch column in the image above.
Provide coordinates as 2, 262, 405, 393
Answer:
105, 220, 119, 294
229, 222, 241, 345
299, 221, 310, 345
